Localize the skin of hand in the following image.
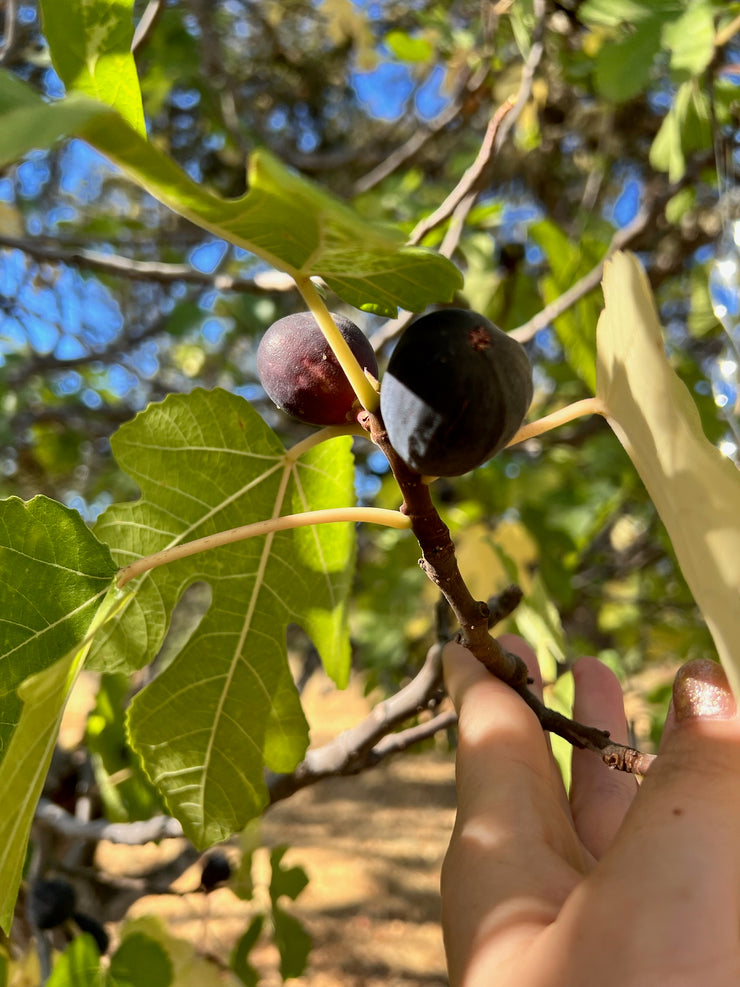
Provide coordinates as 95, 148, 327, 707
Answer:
441, 634, 740, 987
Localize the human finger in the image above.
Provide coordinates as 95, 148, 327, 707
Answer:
569, 656, 638, 858
442, 637, 589, 983
567, 659, 740, 965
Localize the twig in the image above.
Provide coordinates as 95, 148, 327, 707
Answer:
0, 0, 17, 65
370, 0, 546, 351
0, 234, 296, 294
35, 799, 184, 844
408, 98, 517, 247
352, 65, 490, 197
715, 11, 740, 48
131, 0, 164, 54
358, 406, 654, 776
267, 640, 448, 802
506, 397, 605, 447
509, 206, 651, 343
411, 0, 546, 252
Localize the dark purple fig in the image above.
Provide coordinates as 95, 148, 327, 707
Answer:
73, 911, 110, 954
257, 312, 378, 426
30, 878, 77, 930
380, 309, 532, 476
200, 851, 232, 892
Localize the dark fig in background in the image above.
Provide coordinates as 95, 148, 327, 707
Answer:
30, 878, 77, 930
380, 308, 533, 476
257, 312, 378, 426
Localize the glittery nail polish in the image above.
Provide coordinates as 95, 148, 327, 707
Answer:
673, 659, 736, 722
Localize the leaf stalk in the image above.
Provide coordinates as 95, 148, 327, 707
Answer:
296, 276, 380, 414
116, 507, 411, 588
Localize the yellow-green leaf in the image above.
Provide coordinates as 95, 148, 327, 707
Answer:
596, 252, 740, 695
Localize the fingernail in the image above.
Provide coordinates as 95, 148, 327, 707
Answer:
673, 660, 736, 722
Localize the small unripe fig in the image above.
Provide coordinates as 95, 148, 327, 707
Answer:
380, 308, 532, 476
257, 312, 378, 426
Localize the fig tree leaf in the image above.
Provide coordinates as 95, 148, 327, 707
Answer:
116, 915, 242, 987
38, 0, 146, 134
0, 72, 462, 316
0, 570, 119, 933
86, 673, 165, 823
0, 495, 117, 756
46, 933, 102, 987
529, 220, 605, 390
93, 389, 355, 847
109, 932, 173, 987
662, 1, 715, 76
594, 18, 662, 102
596, 252, 740, 697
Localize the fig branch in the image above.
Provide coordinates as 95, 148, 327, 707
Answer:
359, 403, 655, 775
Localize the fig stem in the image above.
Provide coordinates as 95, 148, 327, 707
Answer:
286, 423, 367, 462
506, 396, 605, 446
296, 276, 380, 414
116, 507, 411, 588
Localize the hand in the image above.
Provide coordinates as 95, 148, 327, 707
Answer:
441, 635, 740, 987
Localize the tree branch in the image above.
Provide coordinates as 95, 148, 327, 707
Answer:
509, 204, 652, 343
410, 0, 547, 251
35, 799, 184, 844
0, 0, 17, 65
352, 65, 491, 197
131, 0, 165, 54
358, 406, 655, 776
0, 234, 296, 294
267, 640, 448, 803
370, 0, 547, 351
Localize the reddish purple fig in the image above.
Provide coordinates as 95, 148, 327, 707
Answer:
257, 312, 378, 426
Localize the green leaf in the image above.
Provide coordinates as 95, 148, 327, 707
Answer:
269, 846, 310, 904
596, 252, 740, 698
93, 389, 355, 847
86, 673, 164, 822
0, 582, 120, 932
649, 79, 712, 182
0, 495, 116, 754
273, 905, 312, 981
46, 934, 103, 987
662, 1, 716, 76
38, 0, 145, 134
594, 18, 662, 102
0, 72, 462, 316
231, 916, 264, 987
529, 220, 606, 390
109, 932, 173, 987
579, 0, 682, 27
384, 29, 434, 62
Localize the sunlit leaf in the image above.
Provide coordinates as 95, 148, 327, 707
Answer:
46, 933, 102, 987
93, 389, 355, 847
116, 916, 242, 987
0, 495, 116, 755
0, 72, 462, 316
594, 19, 661, 102
38, 0, 146, 134
0, 554, 119, 933
596, 252, 740, 696
662, 0, 715, 76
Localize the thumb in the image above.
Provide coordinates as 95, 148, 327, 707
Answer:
584, 659, 740, 947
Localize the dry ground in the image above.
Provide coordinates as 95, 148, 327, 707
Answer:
92, 670, 458, 986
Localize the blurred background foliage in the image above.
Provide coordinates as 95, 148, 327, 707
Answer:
1, 0, 739, 711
